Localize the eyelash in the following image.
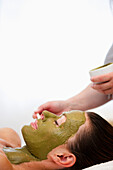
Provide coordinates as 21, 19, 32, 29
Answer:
55, 120, 59, 126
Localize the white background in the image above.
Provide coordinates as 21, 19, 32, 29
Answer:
0, 0, 113, 145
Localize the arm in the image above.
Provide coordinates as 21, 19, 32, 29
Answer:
0, 128, 21, 170
34, 45, 113, 116
0, 152, 13, 170
34, 83, 110, 116
66, 83, 110, 111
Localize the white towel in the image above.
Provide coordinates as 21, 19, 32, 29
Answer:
84, 160, 113, 170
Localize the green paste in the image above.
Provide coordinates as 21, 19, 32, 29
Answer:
3, 110, 86, 164
90, 63, 112, 71
3, 145, 38, 164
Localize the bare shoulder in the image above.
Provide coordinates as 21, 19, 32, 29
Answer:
0, 149, 24, 170
0, 152, 13, 170
0, 128, 21, 147
0, 128, 19, 139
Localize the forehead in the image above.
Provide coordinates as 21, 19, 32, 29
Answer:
68, 112, 89, 143
41, 110, 86, 127
42, 110, 85, 118
63, 110, 86, 119
42, 110, 86, 135
63, 110, 86, 133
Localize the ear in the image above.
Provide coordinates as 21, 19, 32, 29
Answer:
51, 152, 76, 168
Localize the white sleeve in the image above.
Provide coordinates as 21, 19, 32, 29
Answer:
104, 44, 113, 64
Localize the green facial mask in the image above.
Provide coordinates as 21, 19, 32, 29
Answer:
22, 110, 86, 160
3, 146, 38, 164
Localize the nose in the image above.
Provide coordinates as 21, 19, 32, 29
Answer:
42, 110, 58, 120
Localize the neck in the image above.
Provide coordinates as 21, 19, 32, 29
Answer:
13, 159, 61, 170
3, 145, 39, 164
3, 146, 62, 170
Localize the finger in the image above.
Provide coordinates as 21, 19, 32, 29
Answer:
32, 114, 37, 119
34, 103, 51, 115
34, 106, 45, 115
91, 81, 111, 91
103, 88, 113, 95
91, 73, 111, 83
34, 108, 43, 114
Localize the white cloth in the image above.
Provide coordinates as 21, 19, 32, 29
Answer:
104, 44, 113, 64
84, 160, 113, 170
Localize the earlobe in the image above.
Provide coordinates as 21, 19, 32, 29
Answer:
48, 144, 76, 168
52, 153, 76, 168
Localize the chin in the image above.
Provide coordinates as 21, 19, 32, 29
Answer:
21, 125, 31, 140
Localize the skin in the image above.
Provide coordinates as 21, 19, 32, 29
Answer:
3, 146, 38, 164
91, 72, 113, 95
3, 110, 86, 164
0, 142, 77, 170
33, 64, 113, 117
33, 84, 110, 117
0, 128, 21, 148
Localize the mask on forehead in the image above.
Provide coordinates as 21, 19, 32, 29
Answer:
22, 110, 86, 160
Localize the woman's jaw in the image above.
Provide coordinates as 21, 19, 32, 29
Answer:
22, 110, 86, 161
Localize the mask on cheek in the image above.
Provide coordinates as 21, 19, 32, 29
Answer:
22, 110, 86, 160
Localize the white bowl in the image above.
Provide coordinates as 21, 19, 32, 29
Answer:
89, 63, 113, 78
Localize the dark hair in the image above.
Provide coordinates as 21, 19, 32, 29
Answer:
66, 112, 113, 170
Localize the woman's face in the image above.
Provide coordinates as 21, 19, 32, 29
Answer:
22, 110, 86, 160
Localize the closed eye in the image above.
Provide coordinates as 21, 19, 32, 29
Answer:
57, 115, 66, 126
55, 120, 59, 126
54, 115, 66, 126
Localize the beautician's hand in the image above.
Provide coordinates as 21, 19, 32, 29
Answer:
91, 72, 113, 95
33, 100, 71, 118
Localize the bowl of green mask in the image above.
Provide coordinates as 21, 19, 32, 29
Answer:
89, 63, 113, 78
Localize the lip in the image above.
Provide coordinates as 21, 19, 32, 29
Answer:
31, 120, 38, 130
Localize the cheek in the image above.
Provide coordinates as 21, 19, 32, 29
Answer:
22, 123, 76, 160
36, 129, 68, 159
23, 127, 67, 160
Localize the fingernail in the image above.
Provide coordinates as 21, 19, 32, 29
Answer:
33, 114, 37, 119
34, 111, 38, 114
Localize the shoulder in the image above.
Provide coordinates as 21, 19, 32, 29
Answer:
0, 128, 21, 148
0, 152, 14, 170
